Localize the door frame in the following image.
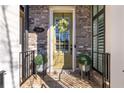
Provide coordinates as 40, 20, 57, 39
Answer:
48, 6, 76, 72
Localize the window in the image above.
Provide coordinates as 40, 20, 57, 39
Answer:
92, 5, 105, 73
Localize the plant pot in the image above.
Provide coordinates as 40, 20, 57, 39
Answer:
79, 63, 90, 72
36, 63, 47, 72
36, 65, 43, 72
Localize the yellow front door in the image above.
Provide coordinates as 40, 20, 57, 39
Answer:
53, 13, 72, 69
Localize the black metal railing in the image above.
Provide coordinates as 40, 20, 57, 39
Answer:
93, 52, 110, 88
103, 53, 110, 88
19, 50, 35, 85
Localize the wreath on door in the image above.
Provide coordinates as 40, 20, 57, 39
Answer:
57, 18, 69, 33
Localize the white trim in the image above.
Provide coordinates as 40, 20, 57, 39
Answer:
48, 6, 76, 72
48, 9, 54, 72
72, 9, 76, 72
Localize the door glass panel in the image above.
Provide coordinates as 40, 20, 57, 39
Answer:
54, 15, 70, 53
54, 17, 62, 51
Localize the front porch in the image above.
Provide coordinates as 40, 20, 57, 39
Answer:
21, 70, 99, 88
20, 5, 110, 88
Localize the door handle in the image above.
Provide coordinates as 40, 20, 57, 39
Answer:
74, 45, 76, 48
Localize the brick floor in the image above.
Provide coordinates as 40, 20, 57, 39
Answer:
20, 70, 99, 88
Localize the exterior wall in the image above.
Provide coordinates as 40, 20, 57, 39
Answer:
106, 6, 124, 88
76, 6, 92, 56
28, 5, 92, 66
0, 6, 20, 88
28, 5, 49, 55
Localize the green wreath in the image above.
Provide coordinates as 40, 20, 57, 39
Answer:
57, 18, 69, 33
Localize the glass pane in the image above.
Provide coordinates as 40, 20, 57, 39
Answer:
93, 53, 97, 69
93, 36, 97, 52
98, 48, 104, 53
98, 13, 104, 54
54, 16, 70, 52
98, 14, 104, 33
93, 6, 97, 16
54, 17, 61, 51
98, 5, 104, 12
98, 54, 103, 73
93, 19, 97, 35
92, 5, 105, 73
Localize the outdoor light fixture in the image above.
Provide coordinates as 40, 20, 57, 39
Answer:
33, 26, 45, 33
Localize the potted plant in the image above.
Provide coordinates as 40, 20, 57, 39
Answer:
78, 53, 91, 72
34, 54, 43, 73
34, 54, 48, 78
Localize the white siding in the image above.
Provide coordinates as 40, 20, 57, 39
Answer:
0, 5, 20, 88
106, 6, 124, 88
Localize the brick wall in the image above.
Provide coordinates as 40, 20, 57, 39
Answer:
76, 6, 92, 56
28, 5, 92, 56
28, 5, 49, 55
75, 6, 102, 87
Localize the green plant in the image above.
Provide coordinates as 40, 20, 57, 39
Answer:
34, 54, 43, 66
78, 53, 91, 65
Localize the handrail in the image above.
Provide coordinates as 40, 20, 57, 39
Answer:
20, 50, 35, 53
19, 50, 35, 85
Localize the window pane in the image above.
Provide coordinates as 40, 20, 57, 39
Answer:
98, 54, 103, 73
98, 47, 104, 53
98, 14, 104, 33
93, 53, 97, 69
98, 14, 104, 53
93, 36, 97, 52
98, 5, 104, 12
93, 19, 97, 35
93, 6, 97, 16
92, 5, 105, 73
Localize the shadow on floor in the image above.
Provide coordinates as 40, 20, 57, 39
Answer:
37, 72, 64, 88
